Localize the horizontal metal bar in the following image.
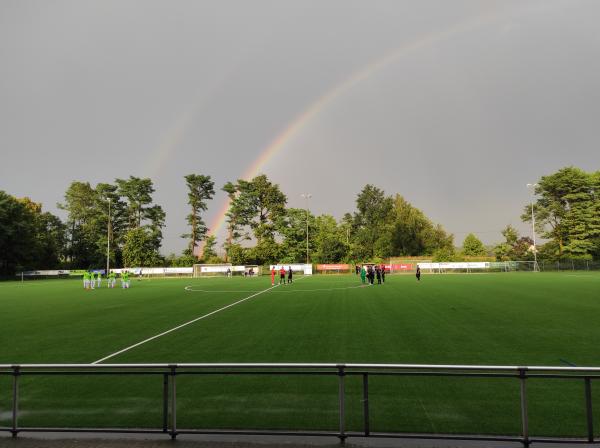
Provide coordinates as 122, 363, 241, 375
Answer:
12, 427, 167, 434
3, 363, 600, 372
347, 431, 525, 443
7, 427, 597, 445
6, 370, 600, 382
176, 429, 341, 437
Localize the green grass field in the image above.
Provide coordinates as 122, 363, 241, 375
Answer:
1, 272, 600, 437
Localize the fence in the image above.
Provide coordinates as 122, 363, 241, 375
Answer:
2, 363, 600, 446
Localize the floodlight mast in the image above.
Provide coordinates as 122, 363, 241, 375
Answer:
106, 198, 111, 275
526, 183, 539, 272
301, 193, 312, 265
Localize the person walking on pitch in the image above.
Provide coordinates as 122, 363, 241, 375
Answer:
376, 266, 382, 284
287, 266, 293, 284
416, 265, 421, 281
271, 268, 276, 286
381, 265, 386, 283
360, 266, 366, 284
108, 271, 116, 288
83, 271, 89, 290
96, 272, 102, 288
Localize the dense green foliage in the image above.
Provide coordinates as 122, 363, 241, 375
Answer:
493, 225, 534, 261
221, 179, 454, 265
461, 233, 486, 256
0, 193, 65, 276
56, 177, 164, 270
2, 165, 598, 273
522, 167, 600, 260
1, 273, 600, 437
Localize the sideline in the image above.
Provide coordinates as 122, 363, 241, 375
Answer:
91, 283, 281, 364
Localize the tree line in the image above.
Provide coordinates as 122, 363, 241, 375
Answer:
1, 166, 598, 276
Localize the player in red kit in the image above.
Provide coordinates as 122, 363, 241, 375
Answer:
279, 267, 286, 285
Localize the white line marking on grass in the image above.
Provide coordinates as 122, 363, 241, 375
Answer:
184, 287, 260, 293
91, 284, 280, 364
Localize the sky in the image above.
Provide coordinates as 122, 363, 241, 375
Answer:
1, 0, 599, 255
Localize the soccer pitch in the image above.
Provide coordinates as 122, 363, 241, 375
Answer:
1, 272, 600, 437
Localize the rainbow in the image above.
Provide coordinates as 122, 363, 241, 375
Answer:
207, 9, 502, 239
143, 2, 565, 245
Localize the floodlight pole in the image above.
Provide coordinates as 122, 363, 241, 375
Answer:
301, 193, 312, 265
106, 198, 111, 275
526, 184, 539, 272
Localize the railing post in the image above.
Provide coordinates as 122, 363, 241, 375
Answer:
585, 378, 594, 443
519, 368, 529, 447
162, 373, 169, 433
11, 366, 19, 438
170, 365, 177, 439
337, 365, 346, 443
362, 373, 370, 436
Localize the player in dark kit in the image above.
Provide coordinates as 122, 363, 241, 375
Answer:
381, 265, 386, 283
376, 266, 382, 284
287, 266, 293, 283
416, 266, 421, 281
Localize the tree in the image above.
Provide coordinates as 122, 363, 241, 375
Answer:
122, 227, 160, 267
461, 233, 486, 256
0, 192, 66, 275
116, 176, 165, 254
35, 209, 67, 269
222, 181, 243, 262
276, 208, 315, 263
202, 235, 218, 260
522, 167, 600, 259
0, 192, 37, 275
352, 185, 394, 259
312, 215, 348, 263
224, 174, 287, 265
493, 225, 536, 261
390, 194, 454, 256
58, 181, 103, 267
181, 174, 215, 256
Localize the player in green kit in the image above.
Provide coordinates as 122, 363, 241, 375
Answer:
121, 271, 130, 289
108, 271, 116, 288
96, 272, 102, 288
83, 271, 89, 289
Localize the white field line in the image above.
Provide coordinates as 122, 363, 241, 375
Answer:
185, 284, 367, 293
91, 283, 282, 364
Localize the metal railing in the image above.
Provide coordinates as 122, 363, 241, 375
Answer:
1, 363, 600, 446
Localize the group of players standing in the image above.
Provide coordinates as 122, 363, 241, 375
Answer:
270, 266, 293, 286
357, 264, 386, 285
356, 264, 422, 283
82, 271, 131, 290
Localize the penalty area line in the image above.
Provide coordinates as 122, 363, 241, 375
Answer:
91, 283, 280, 364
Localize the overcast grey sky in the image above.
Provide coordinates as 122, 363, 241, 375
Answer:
1, 0, 599, 254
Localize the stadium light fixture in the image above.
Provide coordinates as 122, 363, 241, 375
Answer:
526, 183, 539, 271
301, 193, 312, 264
